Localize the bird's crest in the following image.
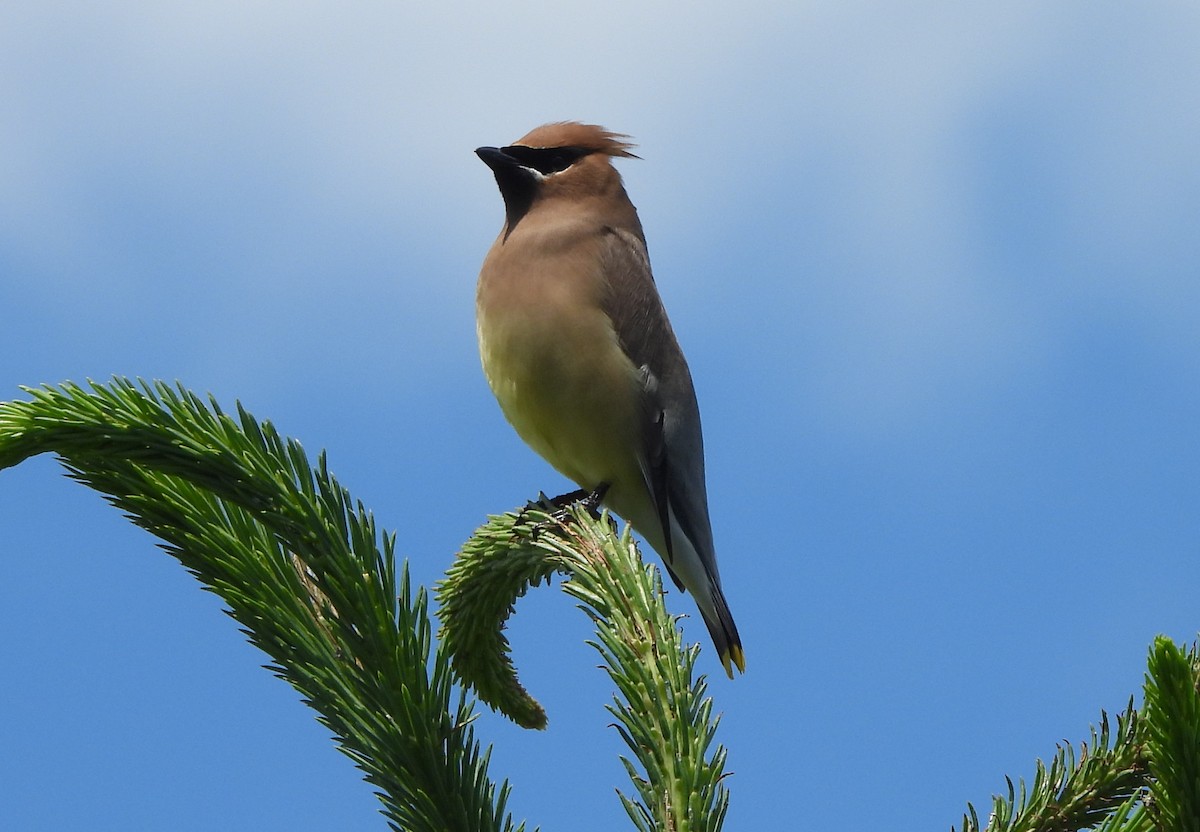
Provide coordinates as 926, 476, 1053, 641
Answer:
512, 122, 639, 159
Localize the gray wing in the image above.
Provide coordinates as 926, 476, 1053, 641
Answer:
596, 225, 719, 584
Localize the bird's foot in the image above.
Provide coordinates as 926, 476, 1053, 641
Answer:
517, 484, 612, 541
555, 483, 609, 521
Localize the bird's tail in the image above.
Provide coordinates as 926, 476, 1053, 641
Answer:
642, 498, 745, 678
700, 584, 745, 679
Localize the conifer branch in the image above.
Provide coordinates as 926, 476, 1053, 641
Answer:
0, 379, 522, 832
956, 704, 1148, 832
436, 510, 562, 730
1143, 637, 1200, 832
441, 507, 731, 831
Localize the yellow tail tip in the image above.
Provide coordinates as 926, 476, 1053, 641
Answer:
720, 645, 747, 678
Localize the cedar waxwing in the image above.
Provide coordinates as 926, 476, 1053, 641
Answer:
474, 122, 745, 677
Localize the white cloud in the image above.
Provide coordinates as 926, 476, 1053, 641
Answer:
1, 2, 1196, 429
645, 2, 1200, 433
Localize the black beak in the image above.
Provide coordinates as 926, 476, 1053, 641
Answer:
477, 145, 538, 234
475, 146, 518, 171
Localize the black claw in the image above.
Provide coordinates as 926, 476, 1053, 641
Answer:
520, 483, 611, 541
579, 483, 610, 515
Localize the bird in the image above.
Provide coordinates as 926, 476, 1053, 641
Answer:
474, 121, 744, 678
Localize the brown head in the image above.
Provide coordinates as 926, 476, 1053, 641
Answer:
476, 121, 640, 235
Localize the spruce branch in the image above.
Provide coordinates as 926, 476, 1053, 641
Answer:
956, 703, 1149, 832
0, 379, 522, 832
1143, 637, 1200, 832
1090, 793, 1154, 832
440, 507, 731, 832
436, 510, 562, 730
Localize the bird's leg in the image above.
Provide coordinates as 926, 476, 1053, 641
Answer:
578, 484, 620, 535
547, 487, 594, 510
560, 482, 609, 518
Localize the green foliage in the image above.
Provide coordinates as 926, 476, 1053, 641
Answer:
1, 378, 732, 830
1091, 794, 1155, 832
956, 705, 1148, 832
957, 635, 1200, 832
5, 377, 1200, 832
0, 380, 521, 832
436, 510, 563, 730
1143, 638, 1200, 832
440, 508, 730, 831
543, 513, 729, 832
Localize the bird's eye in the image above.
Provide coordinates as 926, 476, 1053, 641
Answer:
502, 145, 591, 175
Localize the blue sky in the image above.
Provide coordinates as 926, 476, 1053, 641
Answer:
2, 2, 1198, 829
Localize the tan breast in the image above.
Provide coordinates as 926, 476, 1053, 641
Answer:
476, 223, 644, 491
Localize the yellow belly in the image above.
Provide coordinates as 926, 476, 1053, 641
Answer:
477, 300, 643, 493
